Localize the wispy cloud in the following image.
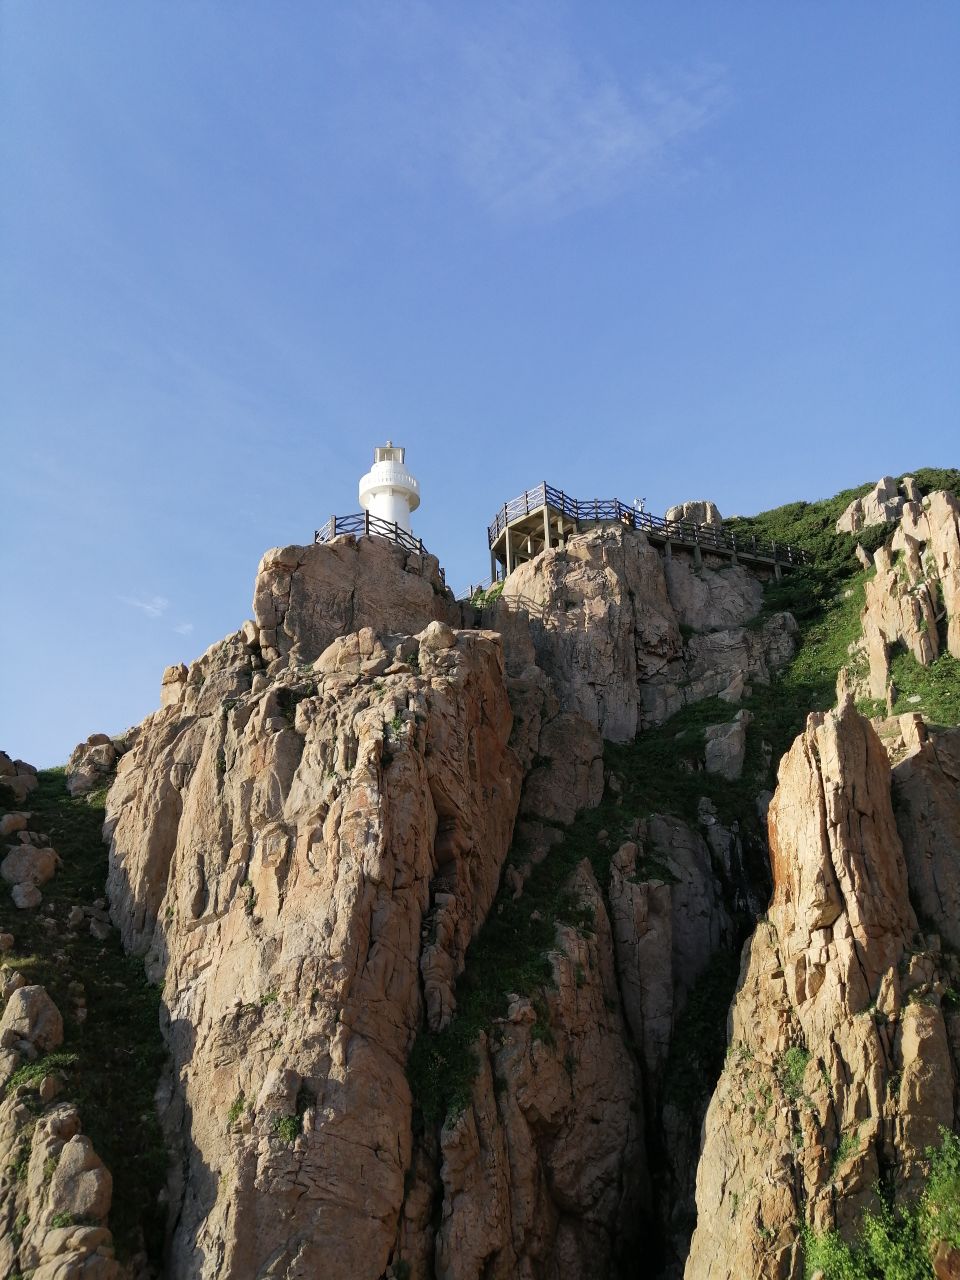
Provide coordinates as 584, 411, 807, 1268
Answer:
173, 621, 194, 636
119, 594, 169, 619
449, 53, 728, 219
337, 4, 729, 220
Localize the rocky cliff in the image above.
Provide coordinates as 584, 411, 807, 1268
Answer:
2, 471, 959, 1280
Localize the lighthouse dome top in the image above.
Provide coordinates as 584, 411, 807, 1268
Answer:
359, 440, 420, 533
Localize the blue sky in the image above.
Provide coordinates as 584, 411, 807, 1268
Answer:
2, 2, 958, 766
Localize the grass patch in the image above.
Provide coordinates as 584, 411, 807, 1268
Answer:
5, 1052, 79, 1097
778, 1046, 811, 1102
0, 769, 168, 1262
888, 650, 960, 729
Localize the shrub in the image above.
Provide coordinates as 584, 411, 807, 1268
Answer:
804, 1129, 960, 1278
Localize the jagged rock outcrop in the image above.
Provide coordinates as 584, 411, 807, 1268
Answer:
0, 984, 64, 1088
252, 534, 458, 665
495, 526, 795, 739
836, 475, 919, 534
685, 701, 959, 1279
845, 488, 960, 699
107, 611, 522, 1278
665, 501, 723, 527
66, 734, 122, 797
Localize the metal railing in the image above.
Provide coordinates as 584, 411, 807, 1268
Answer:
315, 512, 445, 585
487, 482, 809, 567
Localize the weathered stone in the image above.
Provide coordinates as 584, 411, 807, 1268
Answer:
107, 620, 523, 1278
704, 711, 753, 781
160, 663, 189, 708
836, 475, 905, 533
431, 862, 646, 1280
0, 813, 29, 837
1, 986, 63, 1054
65, 736, 119, 797
1, 845, 58, 888
609, 819, 733, 1087
252, 536, 457, 666
850, 488, 960, 698
12, 883, 42, 909
48, 1136, 113, 1221
665, 500, 724, 526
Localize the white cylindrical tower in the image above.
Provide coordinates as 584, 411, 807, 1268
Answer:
359, 441, 420, 534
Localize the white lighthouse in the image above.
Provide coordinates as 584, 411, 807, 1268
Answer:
359, 442, 420, 534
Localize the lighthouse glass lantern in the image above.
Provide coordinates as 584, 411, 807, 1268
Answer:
358, 442, 421, 534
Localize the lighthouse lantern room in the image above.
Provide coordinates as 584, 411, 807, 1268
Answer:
358, 441, 421, 534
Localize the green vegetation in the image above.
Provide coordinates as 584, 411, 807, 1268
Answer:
833, 1128, 861, 1177
4, 1052, 79, 1097
888, 650, 960, 728
804, 1129, 960, 1279
0, 770, 168, 1261
272, 1114, 301, 1144
470, 581, 504, 607
778, 1046, 811, 1102
50, 1211, 80, 1229
227, 1093, 246, 1128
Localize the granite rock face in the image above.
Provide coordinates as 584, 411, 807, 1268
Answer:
685, 701, 959, 1280
252, 534, 458, 665
892, 726, 960, 950
495, 526, 794, 740
420, 862, 647, 1280
107, 616, 522, 1279
846, 488, 960, 698
67, 496, 960, 1279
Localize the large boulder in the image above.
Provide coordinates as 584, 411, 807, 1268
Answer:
665, 500, 724, 527
65, 734, 119, 797
0, 753, 39, 803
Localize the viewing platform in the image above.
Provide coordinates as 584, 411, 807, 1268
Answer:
488, 483, 809, 580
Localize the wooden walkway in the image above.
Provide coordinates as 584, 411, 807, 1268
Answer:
488, 483, 808, 579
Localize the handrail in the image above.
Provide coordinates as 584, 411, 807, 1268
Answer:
487, 483, 810, 567
315, 512, 446, 585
